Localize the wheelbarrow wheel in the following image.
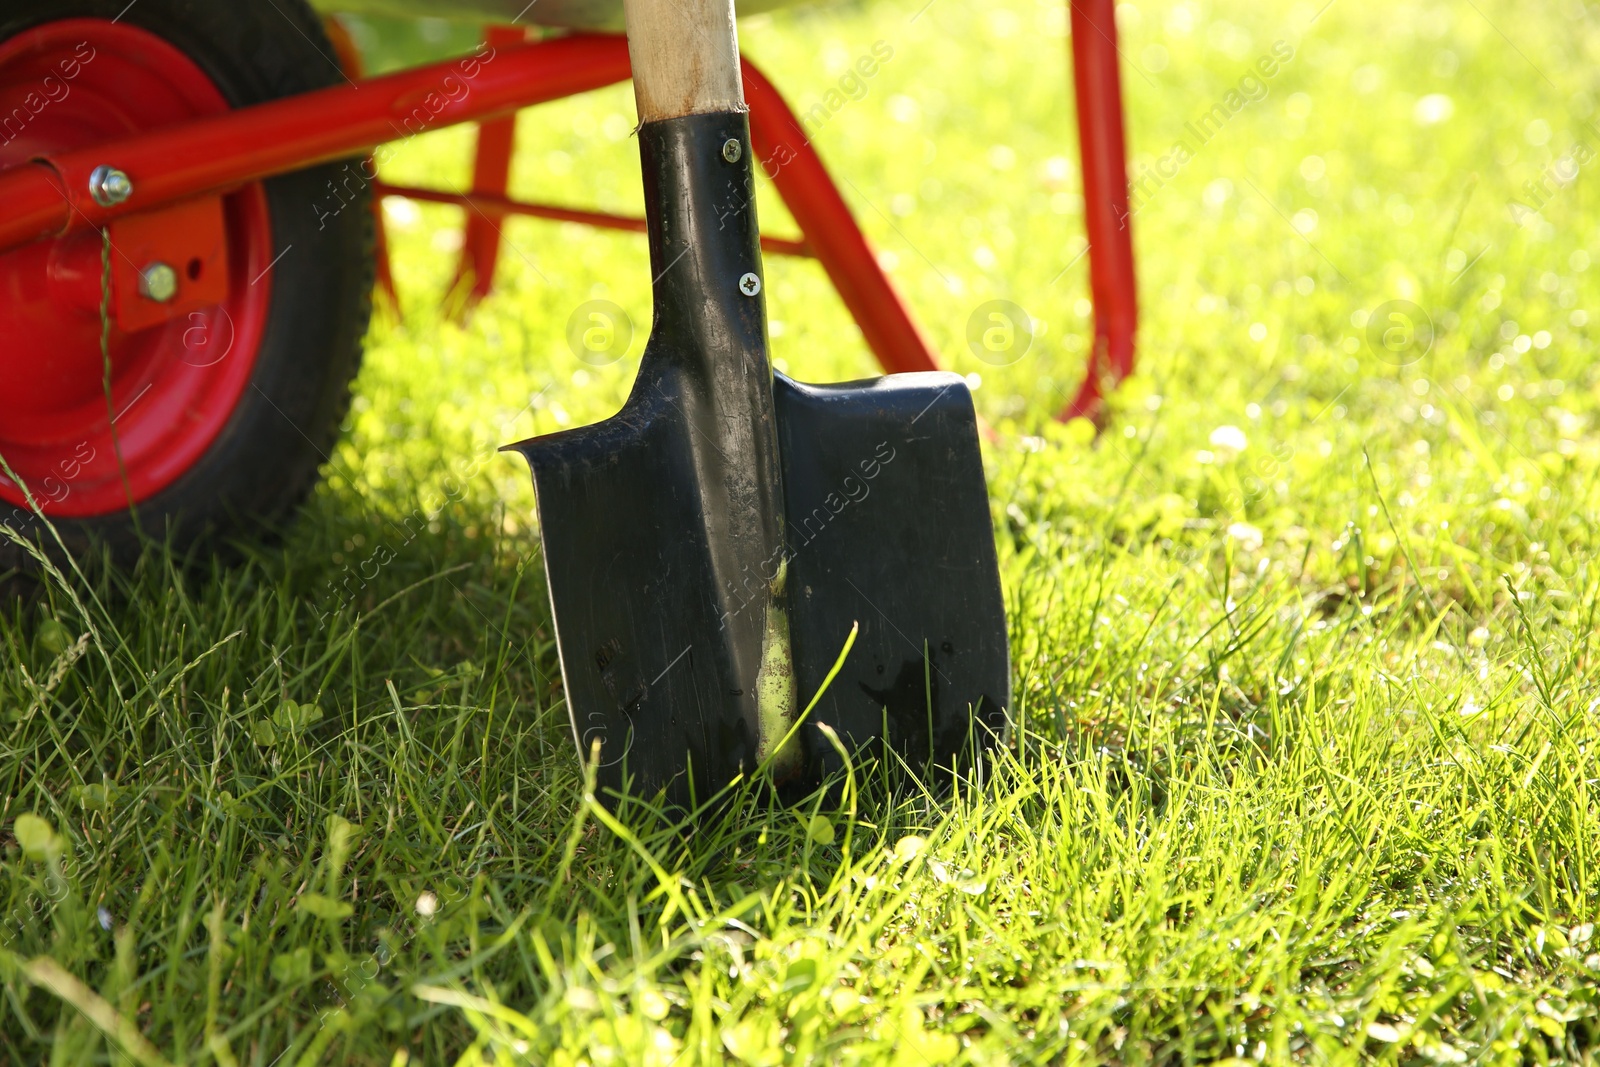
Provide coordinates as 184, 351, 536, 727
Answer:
0, 0, 372, 571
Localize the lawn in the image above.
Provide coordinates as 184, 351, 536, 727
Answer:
5, 0, 1600, 1062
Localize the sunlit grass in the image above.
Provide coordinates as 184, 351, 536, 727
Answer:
5, 0, 1600, 1062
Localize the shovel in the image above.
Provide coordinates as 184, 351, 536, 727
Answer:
505, 0, 1009, 807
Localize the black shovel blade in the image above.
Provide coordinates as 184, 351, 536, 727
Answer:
776, 371, 1010, 780
505, 110, 1009, 809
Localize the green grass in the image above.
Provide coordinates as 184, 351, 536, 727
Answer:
6, 0, 1600, 1062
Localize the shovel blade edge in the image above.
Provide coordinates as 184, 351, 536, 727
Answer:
775, 371, 1010, 780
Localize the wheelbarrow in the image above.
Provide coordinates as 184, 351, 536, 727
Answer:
0, 0, 1137, 799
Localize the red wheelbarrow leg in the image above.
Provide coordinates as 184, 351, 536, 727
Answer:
742, 61, 941, 377
1062, 0, 1138, 422
449, 25, 531, 317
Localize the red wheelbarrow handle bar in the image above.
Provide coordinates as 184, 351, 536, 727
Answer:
0, 30, 942, 378
0, 34, 629, 250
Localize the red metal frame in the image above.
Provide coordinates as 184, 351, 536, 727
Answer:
0, 34, 633, 250
1065, 0, 1138, 420
102, 193, 229, 334
0, 20, 1138, 416
0, 32, 942, 378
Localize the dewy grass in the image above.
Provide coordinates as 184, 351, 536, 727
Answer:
4, 0, 1600, 1062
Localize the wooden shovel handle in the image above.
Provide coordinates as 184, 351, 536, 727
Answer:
623, 0, 746, 123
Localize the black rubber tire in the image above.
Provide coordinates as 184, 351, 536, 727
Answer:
0, 0, 372, 572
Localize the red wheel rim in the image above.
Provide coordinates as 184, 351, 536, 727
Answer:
0, 19, 272, 518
